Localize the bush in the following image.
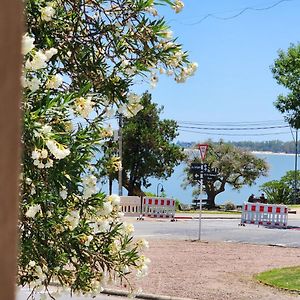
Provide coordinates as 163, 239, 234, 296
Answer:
224, 201, 236, 211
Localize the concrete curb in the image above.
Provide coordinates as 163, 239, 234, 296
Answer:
102, 288, 194, 300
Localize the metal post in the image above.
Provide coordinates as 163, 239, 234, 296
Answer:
118, 115, 123, 196
198, 177, 203, 240
156, 183, 164, 197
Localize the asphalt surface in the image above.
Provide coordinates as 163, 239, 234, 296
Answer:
131, 214, 300, 247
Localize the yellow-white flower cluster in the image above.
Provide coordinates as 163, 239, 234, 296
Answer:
64, 210, 80, 230
25, 204, 42, 218
75, 96, 95, 118
82, 174, 98, 199
173, 0, 184, 13
41, 2, 56, 22
118, 93, 143, 117
31, 148, 53, 169
46, 139, 71, 160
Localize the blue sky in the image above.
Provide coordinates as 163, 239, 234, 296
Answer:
139, 0, 300, 142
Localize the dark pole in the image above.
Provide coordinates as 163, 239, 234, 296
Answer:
118, 115, 123, 196
294, 129, 298, 203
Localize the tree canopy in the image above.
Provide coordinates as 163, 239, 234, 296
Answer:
122, 92, 185, 195
183, 142, 269, 208
272, 43, 300, 128
260, 170, 300, 204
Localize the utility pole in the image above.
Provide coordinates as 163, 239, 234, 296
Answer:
118, 114, 123, 196
294, 129, 298, 203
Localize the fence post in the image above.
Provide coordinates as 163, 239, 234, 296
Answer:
0, 1, 23, 299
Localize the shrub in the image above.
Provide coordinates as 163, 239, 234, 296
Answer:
224, 201, 236, 211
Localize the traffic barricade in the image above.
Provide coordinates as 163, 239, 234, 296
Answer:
142, 197, 175, 219
240, 202, 288, 228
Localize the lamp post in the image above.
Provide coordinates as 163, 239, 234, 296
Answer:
156, 183, 164, 197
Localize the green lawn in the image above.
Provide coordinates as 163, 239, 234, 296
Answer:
256, 266, 300, 292
289, 205, 300, 209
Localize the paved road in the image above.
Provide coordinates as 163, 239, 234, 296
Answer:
131, 216, 300, 247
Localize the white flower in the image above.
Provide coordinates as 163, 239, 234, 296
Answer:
25, 177, 32, 185
121, 59, 129, 68
84, 235, 93, 246
145, 5, 158, 16
98, 201, 113, 216
75, 97, 94, 118
94, 220, 110, 233
41, 124, 52, 134
45, 159, 53, 168
41, 5, 55, 21
26, 51, 48, 70
28, 260, 36, 267
173, 0, 184, 13
31, 149, 40, 160
41, 149, 48, 159
22, 34, 35, 55
46, 140, 70, 160
150, 73, 158, 88
117, 211, 124, 218
136, 238, 149, 250
107, 194, 120, 206
65, 210, 80, 230
136, 256, 151, 278
27, 77, 41, 92
37, 162, 45, 169
122, 222, 134, 235
44, 47, 58, 60
60, 189, 68, 200
46, 74, 63, 89
25, 204, 41, 218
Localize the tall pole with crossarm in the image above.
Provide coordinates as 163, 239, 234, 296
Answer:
118, 114, 123, 196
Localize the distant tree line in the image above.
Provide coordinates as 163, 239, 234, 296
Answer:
177, 140, 297, 154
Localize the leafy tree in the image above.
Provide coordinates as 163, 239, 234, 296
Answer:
183, 142, 269, 208
260, 180, 291, 204
272, 43, 300, 128
121, 92, 185, 196
260, 170, 300, 204
21, 0, 193, 298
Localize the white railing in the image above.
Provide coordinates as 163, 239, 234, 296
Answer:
241, 202, 288, 228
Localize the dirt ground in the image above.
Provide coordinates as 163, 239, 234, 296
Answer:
119, 240, 300, 300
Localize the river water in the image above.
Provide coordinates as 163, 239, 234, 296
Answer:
102, 152, 297, 205
147, 152, 297, 205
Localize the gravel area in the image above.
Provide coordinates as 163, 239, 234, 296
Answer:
118, 240, 300, 300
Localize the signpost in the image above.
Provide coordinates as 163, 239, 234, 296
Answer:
189, 144, 219, 240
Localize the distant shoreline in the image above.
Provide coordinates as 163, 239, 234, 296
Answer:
251, 151, 295, 156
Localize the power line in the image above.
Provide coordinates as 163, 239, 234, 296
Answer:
174, 0, 296, 26
179, 129, 291, 136
178, 125, 289, 131
177, 119, 287, 126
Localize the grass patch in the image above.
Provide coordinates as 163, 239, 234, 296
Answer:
256, 266, 300, 292
289, 205, 300, 209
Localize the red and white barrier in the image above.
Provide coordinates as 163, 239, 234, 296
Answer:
241, 202, 288, 228
142, 197, 175, 218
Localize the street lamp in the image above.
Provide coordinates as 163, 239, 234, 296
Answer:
156, 183, 164, 197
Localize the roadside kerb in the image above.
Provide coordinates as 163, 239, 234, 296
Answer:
103, 288, 194, 300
